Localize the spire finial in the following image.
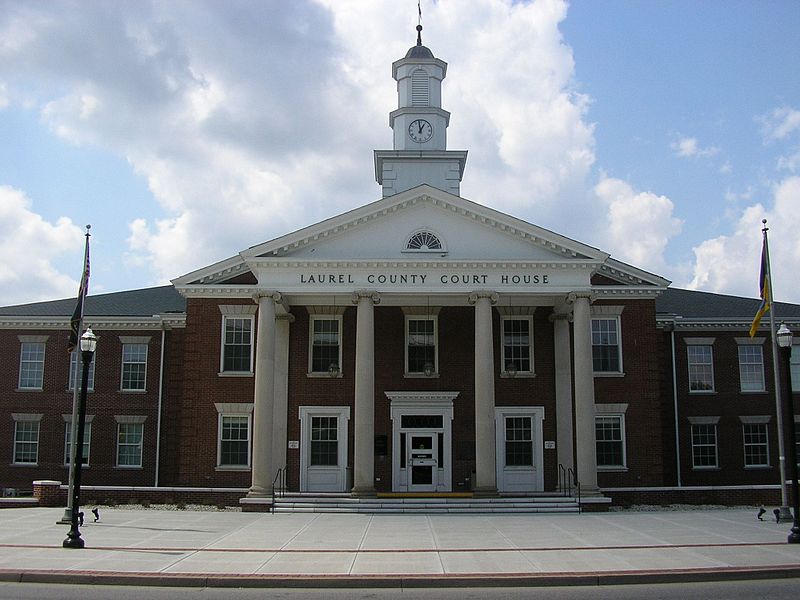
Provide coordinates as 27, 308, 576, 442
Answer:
417, 1, 423, 46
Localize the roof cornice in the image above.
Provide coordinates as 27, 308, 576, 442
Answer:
0, 314, 186, 330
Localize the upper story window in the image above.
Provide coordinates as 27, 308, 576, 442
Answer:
69, 351, 95, 392
790, 345, 799, 392
591, 317, 622, 373
404, 309, 439, 376
18, 336, 47, 390
405, 230, 443, 252
737, 341, 765, 392
411, 68, 430, 106
120, 337, 149, 391
686, 338, 715, 393
500, 313, 534, 376
309, 315, 342, 375
218, 305, 257, 375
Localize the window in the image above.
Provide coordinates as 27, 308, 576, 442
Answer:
310, 416, 338, 466
121, 343, 148, 391
219, 416, 250, 467
64, 421, 91, 466
68, 351, 95, 392
406, 316, 437, 374
222, 316, 253, 373
791, 345, 800, 393
406, 230, 443, 251
595, 415, 626, 468
502, 317, 533, 374
687, 345, 714, 392
504, 416, 533, 467
738, 345, 765, 392
13, 418, 41, 464
116, 421, 144, 467
591, 318, 621, 373
742, 422, 769, 467
691, 423, 718, 469
310, 316, 341, 374
18, 341, 45, 390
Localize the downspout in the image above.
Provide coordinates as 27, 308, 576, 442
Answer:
667, 320, 682, 487
154, 321, 166, 487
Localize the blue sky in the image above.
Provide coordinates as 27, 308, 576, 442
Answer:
1, 0, 799, 306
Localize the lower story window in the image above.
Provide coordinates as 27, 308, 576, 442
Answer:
595, 415, 625, 468
14, 419, 40, 464
64, 421, 91, 466
691, 423, 718, 469
310, 416, 338, 466
117, 422, 144, 467
743, 422, 769, 467
504, 416, 533, 466
219, 415, 250, 467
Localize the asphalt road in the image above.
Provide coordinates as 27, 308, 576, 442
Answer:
2, 579, 800, 600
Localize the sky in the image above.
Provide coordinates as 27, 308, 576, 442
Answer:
1, 0, 799, 307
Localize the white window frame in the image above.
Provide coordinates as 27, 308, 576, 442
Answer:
688, 416, 720, 470
12, 414, 42, 465
404, 310, 439, 377
740, 416, 770, 468
220, 314, 255, 375
120, 337, 149, 392
308, 314, 343, 376
214, 403, 254, 470
590, 309, 623, 375
64, 415, 93, 467
686, 338, 715, 393
18, 336, 48, 390
69, 350, 95, 392
500, 315, 534, 376
594, 403, 628, 471
115, 416, 146, 468
736, 338, 766, 393
789, 343, 800, 393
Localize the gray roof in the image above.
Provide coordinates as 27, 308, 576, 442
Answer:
0, 285, 185, 318
656, 287, 800, 320
406, 44, 434, 59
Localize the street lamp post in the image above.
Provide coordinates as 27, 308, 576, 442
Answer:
776, 323, 800, 544
63, 328, 97, 549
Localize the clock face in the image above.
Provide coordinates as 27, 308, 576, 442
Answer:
408, 119, 433, 143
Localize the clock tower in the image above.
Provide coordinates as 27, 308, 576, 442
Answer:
374, 25, 467, 197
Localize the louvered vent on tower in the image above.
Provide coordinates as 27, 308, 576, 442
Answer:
411, 69, 429, 106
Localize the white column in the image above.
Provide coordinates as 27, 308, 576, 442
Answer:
271, 313, 293, 490
248, 291, 280, 497
352, 290, 380, 495
469, 291, 498, 495
551, 311, 575, 474
570, 292, 599, 494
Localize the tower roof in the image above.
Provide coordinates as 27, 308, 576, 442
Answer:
406, 23, 434, 59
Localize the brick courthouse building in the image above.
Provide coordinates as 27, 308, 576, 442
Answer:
2, 36, 799, 509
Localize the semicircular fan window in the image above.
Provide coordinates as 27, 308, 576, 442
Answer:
406, 231, 443, 251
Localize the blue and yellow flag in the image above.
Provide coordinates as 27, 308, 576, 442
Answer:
749, 238, 770, 337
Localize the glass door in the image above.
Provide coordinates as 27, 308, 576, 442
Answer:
407, 432, 438, 492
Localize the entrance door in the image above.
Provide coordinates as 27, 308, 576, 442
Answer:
299, 406, 350, 492
406, 432, 438, 492
495, 407, 544, 492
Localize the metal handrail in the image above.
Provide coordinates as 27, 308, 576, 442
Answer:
558, 463, 567, 496
270, 466, 286, 514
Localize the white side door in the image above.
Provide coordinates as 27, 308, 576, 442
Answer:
495, 407, 544, 492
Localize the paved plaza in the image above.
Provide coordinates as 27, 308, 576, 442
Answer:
0, 507, 798, 587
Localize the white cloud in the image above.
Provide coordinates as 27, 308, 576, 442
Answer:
671, 136, 719, 158
759, 106, 800, 142
0, 185, 83, 305
687, 176, 800, 301
593, 177, 683, 275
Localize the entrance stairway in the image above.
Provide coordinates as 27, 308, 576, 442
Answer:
271, 493, 580, 514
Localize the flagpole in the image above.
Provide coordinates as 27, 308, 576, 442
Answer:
58, 225, 91, 525
761, 220, 792, 520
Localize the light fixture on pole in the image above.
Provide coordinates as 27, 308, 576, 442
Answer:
63, 328, 97, 549
776, 323, 800, 544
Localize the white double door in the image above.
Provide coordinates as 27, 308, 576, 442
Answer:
495, 407, 544, 493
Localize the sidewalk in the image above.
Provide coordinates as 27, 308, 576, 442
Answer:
0, 506, 798, 588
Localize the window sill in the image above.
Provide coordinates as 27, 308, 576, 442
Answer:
500, 372, 536, 379
114, 465, 143, 470
217, 372, 254, 378
688, 391, 717, 395
404, 373, 440, 379
691, 466, 720, 471
15, 388, 42, 392
593, 372, 625, 378
739, 390, 768, 394
10, 463, 38, 467
307, 372, 343, 379
597, 466, 628, 472
120, 389, 148, 393
744, 465, 771, 470
215, 466, 251, 472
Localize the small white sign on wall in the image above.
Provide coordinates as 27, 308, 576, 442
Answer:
544, 441, 556, 450
288, 440, 299, 449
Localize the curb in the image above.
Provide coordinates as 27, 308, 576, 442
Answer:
1, 565, 800, 588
